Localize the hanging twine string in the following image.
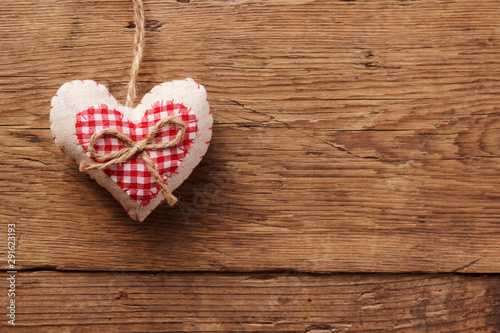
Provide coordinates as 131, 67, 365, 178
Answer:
125, 0, 145, 108
80, 117, 187, 206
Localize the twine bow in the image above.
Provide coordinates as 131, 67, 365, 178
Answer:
79, 116, 186, 206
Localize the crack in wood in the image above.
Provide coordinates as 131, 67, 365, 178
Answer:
318, 138, 379, 160
230, 100, 290, 127
453, 258, 482, 272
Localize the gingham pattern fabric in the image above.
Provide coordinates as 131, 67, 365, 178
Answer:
75, 100, 198, 207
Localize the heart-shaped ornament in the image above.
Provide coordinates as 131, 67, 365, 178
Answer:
50, 78, 212, 221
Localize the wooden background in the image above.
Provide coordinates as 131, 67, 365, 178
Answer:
1, 0, 500, 331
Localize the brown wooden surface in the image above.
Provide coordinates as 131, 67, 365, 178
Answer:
3, 272, 500, 332
2, 0, 500, 331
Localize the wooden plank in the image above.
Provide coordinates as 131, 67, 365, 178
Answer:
1, 272, 499, 332
2, 0, 500, 272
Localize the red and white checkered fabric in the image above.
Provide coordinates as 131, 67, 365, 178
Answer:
75, 100, 198, 207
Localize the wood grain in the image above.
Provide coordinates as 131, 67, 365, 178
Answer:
2, 0, 500, 275
1, 272, 499, 332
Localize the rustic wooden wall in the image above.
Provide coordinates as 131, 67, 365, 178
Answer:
2, 0, 500, 331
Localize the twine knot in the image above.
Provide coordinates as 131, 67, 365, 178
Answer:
79, 116, 187, 206
134, 139, 148, 153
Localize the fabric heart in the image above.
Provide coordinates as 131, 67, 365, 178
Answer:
50, 78, 212, 221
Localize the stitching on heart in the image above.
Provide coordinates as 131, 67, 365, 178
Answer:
75, 100, 198, 207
